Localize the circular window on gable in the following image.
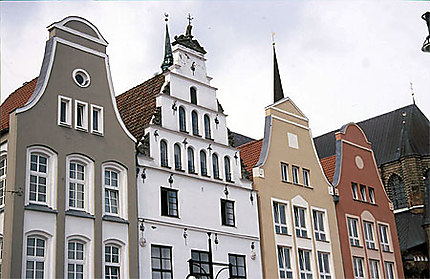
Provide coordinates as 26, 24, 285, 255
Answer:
72, 69, 91, 88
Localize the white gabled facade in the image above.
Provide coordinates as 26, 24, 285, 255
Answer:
137, 23, 263, 279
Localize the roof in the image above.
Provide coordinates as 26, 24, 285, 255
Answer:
231, 131, 255, 148
320, 155, 336, 184
1, 78, 38, 133
395, 210, 427, 251
237, 139, 263, 180
314, 104, 430, 165
116, 74, 165, 141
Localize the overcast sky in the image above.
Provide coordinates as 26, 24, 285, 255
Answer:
1, 1, 429, 139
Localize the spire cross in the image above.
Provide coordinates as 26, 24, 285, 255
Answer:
187, 13, 194, 25
164, 13, 169, 22
410, 82, 415, 104
271, 32, 276, 46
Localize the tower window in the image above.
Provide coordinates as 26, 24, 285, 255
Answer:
190, 87, 197, 105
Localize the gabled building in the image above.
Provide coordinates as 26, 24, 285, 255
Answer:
320, 123, 403, 278
117, 19, 263, 278
0, 16, 139, 278
315, 104, 430, 278
239, 46, 344, 279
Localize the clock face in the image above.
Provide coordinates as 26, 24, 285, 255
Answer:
355, 155, 364, 169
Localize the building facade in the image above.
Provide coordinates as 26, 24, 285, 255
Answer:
117, 20, 263, 278
0, 17, 139, 278
239, 47, 344, 279
320, 123, 403, 278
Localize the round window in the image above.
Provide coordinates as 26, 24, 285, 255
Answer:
72, 69, 91, 88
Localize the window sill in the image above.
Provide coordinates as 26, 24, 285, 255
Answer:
25, 204, 58, 214
382, 249, 393, 254
161, 165, 171, 169
226, 180, 235, 184
161, 214, 180, 219
214, 177, 223, 181
296, 235, 311, 240
316, 239, 330, 243
102, 215, 129, 224
366, 246, 378, 251
205, 137, 214, 141
350, 244, 363, 248
179, 130, 189, 134
276, 232, 291, 237
188, 171, 198, 175
192, 133, 202, 137
91, 131, 104, 137
75, 126, 88, 133
175, 168, 185, 172
353, 198, 378, 206
59, 122, 72, 128
66, 209, 95, 219
201, 174, 210, 178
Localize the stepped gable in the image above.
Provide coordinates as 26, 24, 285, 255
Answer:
320, 155, 336, 183
1, 78, 38, 133
116, 74, 165, 141
314, 104, 430, 165
237, 139, 263, 180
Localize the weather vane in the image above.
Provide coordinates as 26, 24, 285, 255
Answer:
187, 13, 194, 25
271, 32, 276, 46
164, 13, 169, 22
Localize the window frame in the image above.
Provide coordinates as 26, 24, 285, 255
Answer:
187, 147, 196, 174
160, 187, 179, 218
347, 217, 360, 247
25, 235, 47, 279
378, 224, 390, 252
190, 87, 197, 105
0, 155, 6, 208
352, 183, 359, 200
191, 110, 199, 136
292, 166, 300, 184
384, 261, 395, 279
228, 254, 247, 279
160, 140, 169, 168
277, 246, 293, 279
302, 168, 310, 187
90, 104, 104, 135
75, 100, 88, 131
298, 249, 312, 279
369, 259, 380, 279
281, 163, 289, 182
66, 154, 94, 213
190, 250, 210, 279
179, 106, 187, 132
102, 162, 128, 219
204, 114, 211, 139
313, 210, 326, 241
363, 221, 376, 250
200, 150, 208, 176
224, 156, 232, 182
174, 143, 182, 171
353, 257, 365, 279
369, 187, 376, 204
317, 251, 331, 279
294, 206, 307, 238
212, 153, 220, 179
104, 244, 120, 279
221, 199, 235, 227
67, 240, 85, 279
273, 201, 289, 235
58, 95, 72, 127
360, 184, 367, 202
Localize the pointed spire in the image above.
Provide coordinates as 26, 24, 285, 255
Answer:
273, 40, 285, 103
161, 13, 173, 72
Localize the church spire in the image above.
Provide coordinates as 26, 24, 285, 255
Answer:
273, 41, 285, 103
161, 13, 173, 72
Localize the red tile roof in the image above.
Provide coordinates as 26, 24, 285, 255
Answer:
320, 155, 336, 183
237, 139, 263, 181
1, 78, 38, 132
116, 74, 165, 141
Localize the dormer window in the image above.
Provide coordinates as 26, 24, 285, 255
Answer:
190, 87, 197, 105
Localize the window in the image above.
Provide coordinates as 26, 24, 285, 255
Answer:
67, 240, 84, 279
161, 188, 178, 217
190, 250, 210, 279
174, 144, 182, 170
313, 210, 326, 241
191, 111, 199, 135
187, 148, 195, 173
369, 187, 375, 204
353, 257, 365, 279
29, 154, 48, 203
69, 162, 85, 209
347, 218, 360, 246
204, 115, 211, 139
200, 150, 208, 176
292, 166, 299, 184
363, 221, 376, 249
26, 236, 45, 279
303, 169, 310, 187
90, 105, 103, 135
72, 69, 91, 88
58, 96, 72, 126
212, 154, 220, 179
360, 185, 367, 202
224, 156, 232, 182
0, 156, 6, 207
352, 183, 359, 200
273, 202, 288, 235
281, 163, 288, 182
229, 254, 246, 279
379, 224, 390, 252
75, 100, 88, 131
152, 245, 173, 279
294, 206, 307, 238
179, 107, 187, 132
384, 262, 395, 279
221, 199, 235, 226
104, 169, 119, 215
190, 87, 197, 105
105, 245, 120, 279
388, 175, 407, 209
277, 246, 293, 279
160, 140, 168, 167
369, 260, 380, 279
298, 249, 312, 279
318, 252, 331, 279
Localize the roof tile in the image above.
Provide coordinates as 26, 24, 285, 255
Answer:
238, 139, 263, 181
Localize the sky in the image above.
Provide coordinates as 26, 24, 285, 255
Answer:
1, 1, 429, 139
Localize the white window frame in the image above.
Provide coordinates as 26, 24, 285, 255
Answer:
294, 206, 307, 238
298, 249, 312, 279
0, 155, 6, 208
352, 183, 359, 200
353, 257, 365, 279
369, 187, 376, 204
317, 251, 331, 279
384, 261, 395, 279
378, 224, 391, 252
363, 221, 376, 249
303, 169, 310, 187
313, 210, 326, 241
292, 166, 299, 184
360, 185, 367, 202
273, 201, 289, 235
104, 244, 120, 279
67, 240, 85, 279
347, 217, 360, 246
277, 246, 293, 279
22, 231, 53, 279
26, 146, 57, 208
281, 163, 289, 182
369, 259, 380, 279
58, 95, 72, 127
103, 239, 127, 279
90, 104, 104, 135
66, 155, 94, 214
75, 100, 88, 131
102, 162, 128, 220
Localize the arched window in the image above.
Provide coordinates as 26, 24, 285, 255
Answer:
192, 111, 199, 136
174, 144, 182, 170
103, 162, 128, 219
26, 235, 46, 278
200, 151, 207, 176
224, 156, 232, 182
190, 87, 197, 105
204, 115, 211, 139
0, 155, 6, 207
212, 154, 220, 179
188, 148, 195, 173
105, 244, 120, 279
179, 107, 186, 132
388, 174, 407, 209
69, 161, 85, 209
67, 240, 85, 278
160, 140, 168, 167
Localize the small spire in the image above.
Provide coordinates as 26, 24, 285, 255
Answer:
273, 34, 285, 103
410, 82, 415, 105
161, 13, 173, 72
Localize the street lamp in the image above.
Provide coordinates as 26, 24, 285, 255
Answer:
422, 11, 430, 52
